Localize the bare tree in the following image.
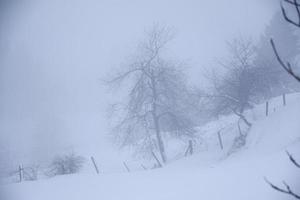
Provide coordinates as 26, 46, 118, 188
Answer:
108, 25, 196, 163
270, 0, 300, 82
207, 38, 260, 127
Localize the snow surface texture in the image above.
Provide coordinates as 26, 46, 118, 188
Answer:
3, 93, 300, 200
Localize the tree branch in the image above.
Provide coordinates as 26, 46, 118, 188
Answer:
265, 177, 300, 199
286, 151, 300, 168
281, 0, 300, 27
232, 108, 252, 127
270, 39, 300, 82
107, 67, 143, 85
284, 0, 300, 7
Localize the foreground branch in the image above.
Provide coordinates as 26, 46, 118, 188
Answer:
286, 151, 300, 168
270, 39, 300, 82
265, 178, 300, 199
281, 0, 300, 27
285, 0, 300, 6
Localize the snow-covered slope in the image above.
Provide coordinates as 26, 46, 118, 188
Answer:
3, 93, 300, 200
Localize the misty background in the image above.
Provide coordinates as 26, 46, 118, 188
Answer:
0, 0, 276, 170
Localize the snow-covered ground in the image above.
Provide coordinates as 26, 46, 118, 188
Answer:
3, 93, 300, 200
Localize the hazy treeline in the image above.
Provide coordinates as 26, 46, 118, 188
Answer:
108, 11, 300, 162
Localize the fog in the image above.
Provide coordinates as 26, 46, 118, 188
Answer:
0, 0, 276, 169
3, 1, 300, 200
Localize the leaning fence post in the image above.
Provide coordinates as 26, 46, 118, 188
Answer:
151, 151, 162, 168
184, 140, 193, 157
91, 156, 100, 174
217, 131, 224, 150
19, 164, 23, 182
265, 101, 269, 116
123, 161, 130, 172
141, 164, 147, 170
184, 144, 190, 157
189, 140, 193, 155
237, 121, 243, 136
283, 94, 286, 106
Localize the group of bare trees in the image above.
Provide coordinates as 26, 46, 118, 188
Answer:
108, 1, 300, 164
205, 7, 300, 135
204, 38, 269, 153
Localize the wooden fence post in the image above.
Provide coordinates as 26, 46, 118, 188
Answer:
266, 101, 269, 116
237, 120, 243, 136
184, 140, 193, 157
123, 162, 130, 172
91, 156, 100, 174
19, 165, 23, 182
283, 94, 286, 106
184, 144, 190, 157
217, 131, 224, 150
151, 151, 162, 168
189, 140, 193, 155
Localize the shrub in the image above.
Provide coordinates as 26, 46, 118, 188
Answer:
47, 153, 85, 177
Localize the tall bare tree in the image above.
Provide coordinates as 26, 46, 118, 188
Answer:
108, 25, 196, 163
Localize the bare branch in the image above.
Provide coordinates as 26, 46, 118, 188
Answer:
265, 177, 300, 199
232, 109, 252, 127
106, 67, 143, 85
285, 0, 300, 7
286, 151, 300, 168
281, 0, 300, 27
270, 39, 300, 82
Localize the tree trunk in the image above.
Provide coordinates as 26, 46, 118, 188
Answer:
239, 114, 252, 127
233, 108, 252, 127
150, 73, 167, 163
152, 110, 167, 163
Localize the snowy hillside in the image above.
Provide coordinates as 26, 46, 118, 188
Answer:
3, 93, 300, 200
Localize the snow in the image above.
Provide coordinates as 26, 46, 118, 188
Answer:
3, 93, 300, 200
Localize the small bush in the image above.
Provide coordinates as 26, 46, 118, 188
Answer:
47, 153, 85, 177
